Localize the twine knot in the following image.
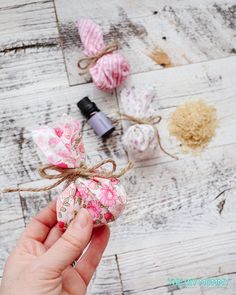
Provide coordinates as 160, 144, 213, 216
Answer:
118, 112, 178, 160
3, 159, 133, 193
77, 41, 118, 74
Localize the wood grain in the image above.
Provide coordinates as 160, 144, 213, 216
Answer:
107, 144, 236, 255
1, 0, 236, 294
54, 0, 236, 86
118, 56, 236, 167
117, 230, 236, 293
0, 191, 25, 277
3, 57, 235, 295
0, 47, 67, 99
0, 83, 126, 186
0, 0, 67, 98
0, 0, 58, 50
87, 255, 123, 295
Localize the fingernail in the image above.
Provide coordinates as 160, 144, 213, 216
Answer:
75, 208, 90, 229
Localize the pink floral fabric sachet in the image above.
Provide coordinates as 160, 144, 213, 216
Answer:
76, 19, 130, 91
32, 116, 127, 229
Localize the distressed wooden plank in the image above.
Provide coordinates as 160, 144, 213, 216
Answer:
0, 84, 126, 187
0, 192, 25, 277
125, 273, 236, 295
200, 274, 236, 295
0, 47, 67, 98
18, 142, 236, 258
117, 231, 236, 294
87, 255, 123, 295
105, 54, 236, 260
54, 0, 236, 85
1, 55, 236, 295
0, 0, 68, 98
0, 0, 68, 279
1, 2, 236, 293
118, 56, 236, 167
1, 57, 236, 254
19, 184, 56, 224
0, 0, 59, 50
124, 273, 236, 295
106, 143, 236, 254
1, 56, 235, 185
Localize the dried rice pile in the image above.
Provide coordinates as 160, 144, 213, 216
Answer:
168, 100, 217, 152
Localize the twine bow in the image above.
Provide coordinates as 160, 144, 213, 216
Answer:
77, 42, 118, 74
3, 159, 133, 193
118, 112, 178, 160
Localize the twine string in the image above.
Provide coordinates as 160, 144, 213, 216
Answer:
3, 159, 133, 193
77, 42, 118, 73
118, 112, 178, 160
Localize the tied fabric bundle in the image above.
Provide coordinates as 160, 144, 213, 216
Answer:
4, 116, 132, 229
120, 87, 177, 160
76, 19, 130, 92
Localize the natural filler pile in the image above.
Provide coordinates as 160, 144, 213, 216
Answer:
168, 100, 217, 152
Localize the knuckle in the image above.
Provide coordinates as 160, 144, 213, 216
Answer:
30, 261, 60, 278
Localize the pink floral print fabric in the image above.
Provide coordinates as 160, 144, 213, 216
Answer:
57, 177, 126, 229
76, 19, 130, 92
32, 115, 127, 228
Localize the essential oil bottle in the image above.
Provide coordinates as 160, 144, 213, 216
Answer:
77, 97, 115, 138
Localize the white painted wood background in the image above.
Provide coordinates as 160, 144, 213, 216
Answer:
0, 0, 236, 294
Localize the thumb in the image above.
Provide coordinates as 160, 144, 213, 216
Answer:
39, 208, 93, 273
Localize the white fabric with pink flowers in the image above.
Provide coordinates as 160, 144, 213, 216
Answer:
120, 87, 158, 160
32, 115, 127, 229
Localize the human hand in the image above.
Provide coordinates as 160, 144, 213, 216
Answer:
0, 200, 110, 295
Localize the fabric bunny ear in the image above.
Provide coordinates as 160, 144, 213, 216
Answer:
77, 19, 105, 56
120, 86, 137, 116
120, 86, 156, 118
32, 116, 86, 168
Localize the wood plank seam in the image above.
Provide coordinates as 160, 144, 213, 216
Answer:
115, 254, 125, 295
52, 0, 71, 84
0, 41, 59, 54
0, 0, 52, 12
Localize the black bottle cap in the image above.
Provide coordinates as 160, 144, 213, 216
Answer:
77, 97, 100, 119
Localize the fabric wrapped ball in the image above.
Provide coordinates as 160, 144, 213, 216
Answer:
122, 124, 157, 160
90, 53, 130, 91
57, 176, 127, 229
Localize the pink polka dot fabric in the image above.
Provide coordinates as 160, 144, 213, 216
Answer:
76, 19, 130, 92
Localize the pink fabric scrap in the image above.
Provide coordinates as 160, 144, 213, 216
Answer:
76, 19, 130, 92
32, 115, 127, 228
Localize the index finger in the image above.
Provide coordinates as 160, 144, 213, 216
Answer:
20, 199, 57, 243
